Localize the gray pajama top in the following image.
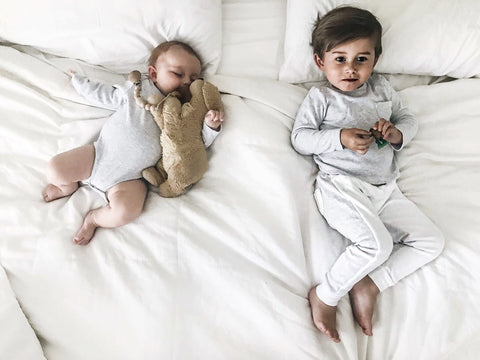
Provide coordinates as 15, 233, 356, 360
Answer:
72, 75, 219, 192
291, 74, 418, 185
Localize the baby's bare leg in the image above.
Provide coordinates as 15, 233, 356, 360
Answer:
308, 286, 340, 343
43, 145, 95, 202
349, 275, 379, 336
73, 179, 147, 245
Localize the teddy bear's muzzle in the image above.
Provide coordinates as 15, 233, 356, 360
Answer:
177, 86, 192, 103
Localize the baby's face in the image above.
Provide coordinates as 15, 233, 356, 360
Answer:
314, 37, 377, 92
149, 45, 201, 99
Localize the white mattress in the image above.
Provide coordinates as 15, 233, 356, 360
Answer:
1, 42, 480, 360
2, 0, 480, 357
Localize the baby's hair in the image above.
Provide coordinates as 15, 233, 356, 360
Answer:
148, 40, 202, 67
311, 6, 382, 59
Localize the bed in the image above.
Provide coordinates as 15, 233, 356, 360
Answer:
1, 0, 480, 359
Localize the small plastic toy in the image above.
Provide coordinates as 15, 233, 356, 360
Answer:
369, 128, 389, 149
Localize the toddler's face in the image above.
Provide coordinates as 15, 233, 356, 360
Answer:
149, 45, 201, 100
314, 37, 377, 92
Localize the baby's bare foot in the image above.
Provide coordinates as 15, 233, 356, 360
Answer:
308, 286, 340, 343
349, 276, 379, 336
73, 212, 97, 245
42, 184, 66, 202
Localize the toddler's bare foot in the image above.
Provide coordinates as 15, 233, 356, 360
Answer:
42, 184, 67, 202
349, 276, 379, 336
73, 212, 97, 245
308, 286, 340, 343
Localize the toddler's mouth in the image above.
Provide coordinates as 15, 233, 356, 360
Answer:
342, 78, 358, 82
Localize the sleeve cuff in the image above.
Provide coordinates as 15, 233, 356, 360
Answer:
202, 123, 221, 148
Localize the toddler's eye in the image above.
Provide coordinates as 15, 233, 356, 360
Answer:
335, 57, 346, 63
356, 56, 368, 63
172, 72, 182, 77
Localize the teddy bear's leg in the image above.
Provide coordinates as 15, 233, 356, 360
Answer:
158, 178, 187, 198
142, 164, 166, 187
155, 161, 168, 182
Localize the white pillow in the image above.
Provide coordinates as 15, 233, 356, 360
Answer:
216, 0, 286, 79
0, 0, 222, 74
280, 0, 480, 83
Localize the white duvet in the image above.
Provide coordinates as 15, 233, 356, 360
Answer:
1, 44, 480, 360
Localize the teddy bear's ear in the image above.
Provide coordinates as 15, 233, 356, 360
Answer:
202, 81, 222, 111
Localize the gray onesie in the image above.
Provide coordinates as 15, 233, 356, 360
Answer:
72, 75, 219, 194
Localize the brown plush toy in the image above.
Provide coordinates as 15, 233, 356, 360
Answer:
129, 70, 223, 197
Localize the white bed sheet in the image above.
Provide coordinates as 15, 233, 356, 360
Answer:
1, 44, 480, 360
0, 265, 46, 360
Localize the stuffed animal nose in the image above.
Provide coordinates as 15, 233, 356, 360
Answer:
179, 86, 192, 102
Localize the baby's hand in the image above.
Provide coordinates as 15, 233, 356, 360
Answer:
340, 128, 374, 155
373, 118, 402, 145
204, 110, 224, 131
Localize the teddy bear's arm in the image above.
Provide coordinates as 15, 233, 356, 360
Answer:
202, 82, 223, 112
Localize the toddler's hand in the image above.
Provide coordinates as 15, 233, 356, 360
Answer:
204, 110, 224, 131
340, 128, 374, 155
373, 118, 402, 145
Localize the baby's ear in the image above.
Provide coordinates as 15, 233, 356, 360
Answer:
148, 66, 157, 81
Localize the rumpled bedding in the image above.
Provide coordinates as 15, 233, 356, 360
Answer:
1, 42, 480, 360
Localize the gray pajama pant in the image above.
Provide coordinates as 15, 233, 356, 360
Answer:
314, 174, 445, 306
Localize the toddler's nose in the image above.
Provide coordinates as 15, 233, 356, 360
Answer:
345, 61, 357, 74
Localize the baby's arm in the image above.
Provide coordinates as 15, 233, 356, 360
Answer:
201, 110, 224, 148
204, 110, 224, 130
69, 70, 125, 110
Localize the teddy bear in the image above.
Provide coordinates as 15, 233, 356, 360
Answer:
128, 70, 223, 197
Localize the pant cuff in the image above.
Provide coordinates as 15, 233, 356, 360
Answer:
368, 268, 393, 292
315, 284, 339, 307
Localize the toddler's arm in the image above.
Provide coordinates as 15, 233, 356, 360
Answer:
291, 88, 343, 155
381, 78, 418, 150
69, 71, 125, 110
373, 118, 402, 146
340, 128, 374, 155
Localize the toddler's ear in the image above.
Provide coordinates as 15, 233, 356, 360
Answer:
313, 53, 324, 70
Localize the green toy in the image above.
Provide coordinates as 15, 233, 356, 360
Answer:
370, 128, 389, 149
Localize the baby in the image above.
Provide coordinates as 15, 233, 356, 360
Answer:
291, 7, 444, 342
43, 41, 224, 245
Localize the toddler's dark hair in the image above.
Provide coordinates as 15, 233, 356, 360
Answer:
148, 40, 202, 67
311, 6, 382, 59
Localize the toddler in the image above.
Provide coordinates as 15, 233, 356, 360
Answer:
291, 7, 444, 342
43, 41, 224, 245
